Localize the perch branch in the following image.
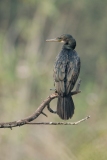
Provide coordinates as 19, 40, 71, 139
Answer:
26, 116, 90, 125
0, 79, 90, 129
0, 93, 58, 129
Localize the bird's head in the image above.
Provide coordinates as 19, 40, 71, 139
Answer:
46, 34, 76, 49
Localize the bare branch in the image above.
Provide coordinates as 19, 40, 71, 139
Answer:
47, 104, 57, 114
0, 93, 58, 129
0, 79, 90, 129
41, 112, 48, 117
26, 116, 90, 125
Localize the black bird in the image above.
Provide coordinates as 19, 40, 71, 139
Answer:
46, 34, 81, 120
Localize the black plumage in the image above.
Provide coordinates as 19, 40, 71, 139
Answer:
46, 34, 81, 120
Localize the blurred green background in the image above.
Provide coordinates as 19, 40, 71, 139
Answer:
0, 0, 107, 159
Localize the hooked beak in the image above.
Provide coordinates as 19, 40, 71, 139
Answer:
46, 38, 64, 43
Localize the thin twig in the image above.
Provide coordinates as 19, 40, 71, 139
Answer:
47, 104, 57, 114
41, 112, 48, 117
26, 116, 90, 125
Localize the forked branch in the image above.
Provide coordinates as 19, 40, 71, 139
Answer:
0, 93, 58, 129
0, 79, 90, 129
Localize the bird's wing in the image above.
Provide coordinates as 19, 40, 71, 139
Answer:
66, 57, 80, 94
54, 57, 80, 95
53, 61, 66, 94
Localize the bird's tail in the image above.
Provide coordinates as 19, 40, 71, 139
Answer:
57, 95, 75, 120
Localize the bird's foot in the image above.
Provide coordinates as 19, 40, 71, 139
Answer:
50, 88, 57, 91
50, 88, 58, 95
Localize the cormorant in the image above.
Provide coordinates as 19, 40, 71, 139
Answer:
46, 34, 81, 120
